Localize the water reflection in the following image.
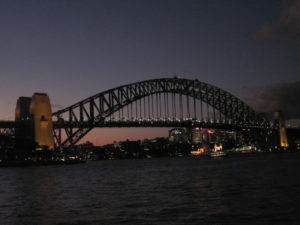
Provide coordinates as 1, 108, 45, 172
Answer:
0, 154, 300, 225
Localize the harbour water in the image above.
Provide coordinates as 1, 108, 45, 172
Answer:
1, 152, 300, 225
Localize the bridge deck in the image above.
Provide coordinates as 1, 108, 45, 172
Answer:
0, 120, 279, 130
1, 120, 300, 132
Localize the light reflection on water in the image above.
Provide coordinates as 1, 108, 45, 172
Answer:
1, 153, 300, 225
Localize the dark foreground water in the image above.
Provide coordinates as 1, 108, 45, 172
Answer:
1, 153, 300, 225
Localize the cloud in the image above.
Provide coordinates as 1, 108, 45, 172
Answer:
255, 0, 300, 43
244, 81, 300, 119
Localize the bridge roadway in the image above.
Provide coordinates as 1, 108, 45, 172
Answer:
0, 119, 276, 130
0, 121, 19, 128
2, 120, 300, 137
53, 120, 272, 131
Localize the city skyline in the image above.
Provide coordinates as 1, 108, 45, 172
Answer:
1, 0, 299, 145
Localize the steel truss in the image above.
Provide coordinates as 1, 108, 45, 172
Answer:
0, 121, 16, 137
52, 77, 268, 148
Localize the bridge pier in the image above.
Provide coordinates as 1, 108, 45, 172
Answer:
273, 111, 289, 149
15, 93, 55, 151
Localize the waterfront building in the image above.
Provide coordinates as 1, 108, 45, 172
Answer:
168, 128, 188, 143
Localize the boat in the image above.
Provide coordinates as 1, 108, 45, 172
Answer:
190, 148, 205, 156
207, 150, 228, 158
234, 145, 256, 154
206, 143, 228, 158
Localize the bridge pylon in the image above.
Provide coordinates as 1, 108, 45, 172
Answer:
273, 111, 289, 148
15, 93, 55, 151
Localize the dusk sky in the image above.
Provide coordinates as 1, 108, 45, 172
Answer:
1, 0, 299, 145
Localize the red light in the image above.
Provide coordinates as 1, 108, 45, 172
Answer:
207, 130, 214, 134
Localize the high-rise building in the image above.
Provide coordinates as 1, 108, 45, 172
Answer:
186, 127, 202, 144
168, 128, 188, 143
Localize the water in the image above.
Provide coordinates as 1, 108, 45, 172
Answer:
1, 153, 300, 225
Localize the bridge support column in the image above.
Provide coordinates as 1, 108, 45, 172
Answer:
273, 111, 288, 149
15, 97, 32, 140
15, 93, 55, 151
30, 93, 55, 150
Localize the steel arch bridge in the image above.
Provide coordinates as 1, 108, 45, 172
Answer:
52, 77, 268, 148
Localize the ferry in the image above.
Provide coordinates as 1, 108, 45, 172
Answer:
207, 143, 228, 158
207, 150, 228, 158
190, 143, 209, 156
190, 148, 205, 156
234, 145, 256, 153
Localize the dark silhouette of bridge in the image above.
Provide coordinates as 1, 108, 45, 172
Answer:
1, 77, 298, 149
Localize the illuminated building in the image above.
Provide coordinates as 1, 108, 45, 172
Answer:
187, 127, 202, 144
168, 128, 188, 143
207, 129, 216, 143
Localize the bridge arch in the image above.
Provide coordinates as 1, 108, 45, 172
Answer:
52, 78, 265, 147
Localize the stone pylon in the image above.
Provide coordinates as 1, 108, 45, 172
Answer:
15, 93, 55, 150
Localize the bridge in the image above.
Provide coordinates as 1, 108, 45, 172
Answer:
0, 77, 297, 150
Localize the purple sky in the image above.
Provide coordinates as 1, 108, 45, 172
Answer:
0, 0, 299, 145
